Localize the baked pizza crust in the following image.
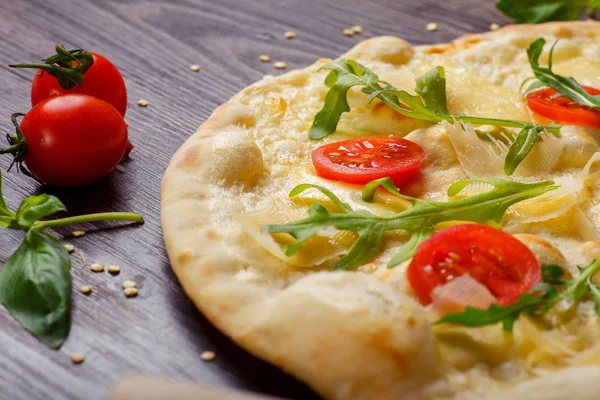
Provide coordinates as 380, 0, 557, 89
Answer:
162, 21, 600, 400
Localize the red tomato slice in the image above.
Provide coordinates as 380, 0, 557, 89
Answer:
526, 86, 600, 128
311, 136, 425, 186
406, 224, 541, 306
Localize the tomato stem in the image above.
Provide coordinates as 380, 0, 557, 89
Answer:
31, 212, 145, 231
9, 44, 94, 90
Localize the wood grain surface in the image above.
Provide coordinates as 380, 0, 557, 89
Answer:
0, 1, 512, 399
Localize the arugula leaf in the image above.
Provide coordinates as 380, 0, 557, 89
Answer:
16, 195, 66, 228
309, 59, 560, 176
267, 178, 557, 270
541, 264, 566, 285
438, 293, 544, 331
504, 126, 540, 176
415, 66, 448, 115
438, 260, 600, 331
525, 38, 600, 108
0, 231, 71, 348
496, 0, 589, 23
309, 60, 370, 140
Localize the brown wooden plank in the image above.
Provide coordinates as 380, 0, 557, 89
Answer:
0, 1, 512, 399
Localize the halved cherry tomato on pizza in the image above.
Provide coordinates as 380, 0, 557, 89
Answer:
311, 136, 425, 186
526, 86, 600, 128
406, 224, 540, 306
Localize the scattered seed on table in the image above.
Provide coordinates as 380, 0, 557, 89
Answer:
343, 28, 354, 36
115, 164, 125, 173
284, 31, 296, 39
122, 280, 137, 289
351, 25, 363, 34
72, 230, 85, 238
189, 64, 201, 72
124, 287, 138, 297
64, 244, 75, 253
201, 351, 216, 361
71, 353, 85, 364
274, 61, 287, 69
259, 54, 270, 62
137, 99, 149, 107
80, 285, 92, 295
426, 22, 438, 32
90, 263, 105, 273
108, 265, 121, 275
490, 23, 500, 31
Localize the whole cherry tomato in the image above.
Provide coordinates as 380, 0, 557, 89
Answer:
2, 94, 128, 187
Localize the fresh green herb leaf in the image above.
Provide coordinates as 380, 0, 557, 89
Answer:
541, 264, 566, 285
16, 195, 66, 228
415, 66, 449, 115
0, 172, 144, 348
496, 0, 589, 24
504, 126, 540, 175
525, 38, 600, 108
308, 60, 377, 140
267, 178, 557, 270
309, 59, 560, 176
438, 260, 600, 330
438, 293, 545, 331
0, 231, 71, 348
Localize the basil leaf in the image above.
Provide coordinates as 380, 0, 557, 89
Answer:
415, 66, 448, 115
437, 294, 544, 331
504, 126, 539, 176
496, 0, 587, 23
526, 38, 600, 108
267, 178, 557, 270
0, 171, 13, 217
16, 194, 66, 228
0, 231, 71, 348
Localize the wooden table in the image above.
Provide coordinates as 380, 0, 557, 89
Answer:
0, 1, 512, 399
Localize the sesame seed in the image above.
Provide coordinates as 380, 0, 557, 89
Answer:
137, 99, 149, 107
284, 31, 296, 39
108, 265, 121, 275
80, 285, 92, 295
274, 61, 286, 69
90, 263, 105, 273
343, 28, 354, 36
122, 280, 137, 289
201, 351, 216, 361
71, 352, 85, 364
115, 164, 125, 173
426, 22, 438, 32
124, 287, 138, 297
72, 230, 85, 238
351, 25, 363, 34
259, 54, 270, 62
189, 64, 201, 72
490, 23, 500, 31
64, 244, 75, 253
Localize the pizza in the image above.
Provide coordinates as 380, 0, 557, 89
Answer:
161, 21, 600, 400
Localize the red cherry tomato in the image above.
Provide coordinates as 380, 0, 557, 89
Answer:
18, 94, 128, 187
311, 136, 425, 186
406, 224, 541, 306
31, 52, 128, 117
526, 86, 600, 128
